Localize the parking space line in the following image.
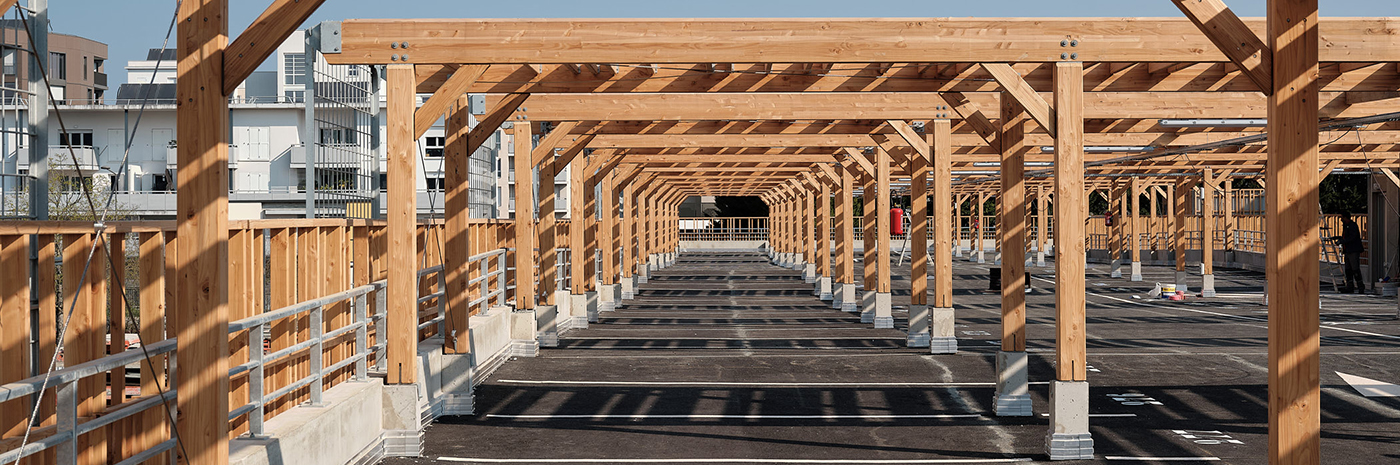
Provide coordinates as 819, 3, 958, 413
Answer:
440, 458, 1034, 464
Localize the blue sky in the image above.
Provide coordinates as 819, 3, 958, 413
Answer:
43, 0, 1398, 91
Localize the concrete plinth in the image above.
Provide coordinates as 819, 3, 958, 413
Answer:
649, 255, 659, 271
955, 244, 964, 258
1110, 259, 1123, 278
819, 276, 833, 301
583, 291, 597, 328
510, 310, 540, 358
804, 264, 816, 283
1174, 271, 1189, 293
1130, 262, 1142, 282
874, 292, 894, 329
536, 305, 559, 348
638, 267, 649, 284
569, 294, 588, 331
1201, 274, 1216, 297
906, 304, 930, 347
621, 276, 636, 299
977, 248, 986, 264
860, 290, 875, 323
1045, 380, 1094, 460
1036, 251, 1046, 267
993, 351, 1032, 417
841, 284, 858, 312
598, 284, 617, 318
930, 306, 957, 354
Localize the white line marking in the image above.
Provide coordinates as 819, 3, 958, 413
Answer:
1337, 371, 1400, 397
1039, 413, 1138, 418
440, 458, 1033, 464
484, 414, 984, 420
495, 380, 996, 387
1104, 458, 1221, 462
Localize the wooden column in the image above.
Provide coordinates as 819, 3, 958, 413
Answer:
1037, 186, 1049, 266
1223, 177, 1235, 254
1173, 180, 1189, 274
570, 155, 587, 296
444, 96, 471, 353
0, 234, 29, 438
803, 189, 814, 267
976, 191, 987, 261
1001, 93, 1027, 352
1149, 186, 1160, 259
1110, 181, 1125, 276
818, 179, 833, 296
386, 65, 417, 384
621, 177, 636, 280
932, 120, 953, 311
1053, 61, 1087, 382
861, 168, 878, 316
910, 145, 929, 308
875, 147, 893, 328
1130, 176, 1142, 281
1202, 169, 1215, 276
538, 151, 558, 305
837, 166, 855, 309
1267, 0, 1321, 461
513, 121, 537, 310
176, 0, 231, 461
600, 170, 617, 286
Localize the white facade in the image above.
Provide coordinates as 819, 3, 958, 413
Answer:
0, 30, 574, 220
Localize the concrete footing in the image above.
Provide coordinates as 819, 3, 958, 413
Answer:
906, 304, 930, 347
840, 284, 858, 313
1201, 274, 1216, 297
873, 292, 893, 329
511, 310, 541, 358
930, 306, 957, 354
569, 294, 589, 331
818, 276, 833, 301
583, 291, 597, 328
977, 248, 986, 264
803, 263, 816, 283
1174, 271, 1189, 293
637, 269, 649, 284
831, 282, 844, 309
621, 277, 636, 300
1130, 262, 1142, 281
1045, 381, 1094, 460
536, 305, 559, 348
598, 284, 618, 317
993, 351, 1032, 417
1036, 251, 1046, 267
1110, 258, 1123, 278
860, 290, 875, 323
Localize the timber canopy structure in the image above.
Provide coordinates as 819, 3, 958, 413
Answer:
2, 1, 1398, 464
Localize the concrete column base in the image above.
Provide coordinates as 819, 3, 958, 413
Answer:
1201, 274, 1216, 297
597, 285, 617, 319
1130, 262, 1142, 281
954, 245, 964, 258
860, 290, 875, 323
637, 270, 649, 284
1045, 380, 1094, 460
510, 309, 540, 357
1174, 271, 1189, 293
621, 277, 636, 299
1036, 252, 1046, 267
874, 292, 893, 329
804, 264, 816, 283
584, 291, 598, 327
831, 282, 844, 308
994, 351, 1032, 417
930, 306, 957, 354
819, 276, 833, 301
840, 284, 858, 312
994, 251, 1002, 265
792, 259, 806, 271
977, 250, 986, 264
966, 249, 977, 262
536, 305, 559, 348
570, 294, 589, 331
1110, 259, 1123, 278
907, 304, 930, 347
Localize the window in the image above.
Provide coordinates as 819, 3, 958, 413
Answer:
426, 177, 445, 191
283, 53, 306, 86
319, 127, 356, 145
59, 131, 93, 147
284, 90, 304, 103
48, 52, 65, 80
424, 136, 445, 157
2, 48, 15, 76
83, 56, 88, 79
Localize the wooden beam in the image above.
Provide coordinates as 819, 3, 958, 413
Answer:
0, 234, 28, 438
223, 0, 326, 95
983, 63, 1056, 137
531, 121, 582, 166
467, 93, 528, 156
1266, 0, 1321, 461
1173, 0, 1272, 94
514, 119, 538, 310
589, 134, 872, 149
941, 92, 999, 146
1052, 61, 1086, 383
1000, 92, 1027, 353
886, 120, 931, 159
841, 147, 877, 177
443, 95, 471, 354
0, 0, 16, 15
178, 0, 231, 462
326, 18, 1400, 65
932, 120, 953, 310
414, 64, 489, 139
548, 134, 596, 174
386, 64, 417, 384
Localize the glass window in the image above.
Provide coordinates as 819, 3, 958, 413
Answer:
425, 136, 445, 157
48, 52, 65, 80
59, 131, 93, 147
2, 48, 16, 76
283, 53, 306, 85
284, 90, 304, 103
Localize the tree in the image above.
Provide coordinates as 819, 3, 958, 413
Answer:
714, 196, 769, 217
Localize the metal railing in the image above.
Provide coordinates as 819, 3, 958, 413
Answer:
679, 217, 768, 241
0, 340, 179, 464
0, 173, 34, 219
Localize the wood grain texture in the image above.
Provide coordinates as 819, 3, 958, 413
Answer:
1000, 93, 1028, 353
386, 64, 417, 384
932, 121, 953, 309
1053, 61, 1087, 382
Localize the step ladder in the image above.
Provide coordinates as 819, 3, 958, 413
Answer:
897, 210, 914, 266
1319, 223, 1347, 293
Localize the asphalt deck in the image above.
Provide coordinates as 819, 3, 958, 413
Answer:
384, 251, 1400, 464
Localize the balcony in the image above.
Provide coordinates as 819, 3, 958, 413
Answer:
48, 146, 99, 173
93, 72, 108, 89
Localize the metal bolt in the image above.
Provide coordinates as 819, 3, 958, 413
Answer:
1071, 53, 1078, 60
390, 43, 398, 49
1070, 40, 1079, 47
401, 54, 410, 61
401, 42, 410, 49
1060, 40, 1068, 47
1061, 53, 1069, 60
390, 54, 399, 61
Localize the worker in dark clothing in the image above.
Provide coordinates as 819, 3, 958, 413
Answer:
1332, 216, 1366, 293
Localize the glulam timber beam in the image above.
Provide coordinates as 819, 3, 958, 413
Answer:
224, 0, 326, 95
325, 18, 1400, 65
414, 64, 489, 138
467, 93, 528, 155
984, 63, 1056, 136
588, 134, 872, 148
1173, 0, 1272, 94
530, 121, 583, 166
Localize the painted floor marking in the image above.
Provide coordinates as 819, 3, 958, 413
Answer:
495, 380, 996, 387
1337, 371, 1400, 397
484, 413, 984, 420
1039, 413, 1138, 418
440, 458, 1033, 464
1172, 430, 1243, 445
1104, 458, 1221, 462
1108, 393, 1164, 406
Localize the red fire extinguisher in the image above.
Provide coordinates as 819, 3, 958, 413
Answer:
891, 208, 905, 235
1104, 212, 1114, 227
